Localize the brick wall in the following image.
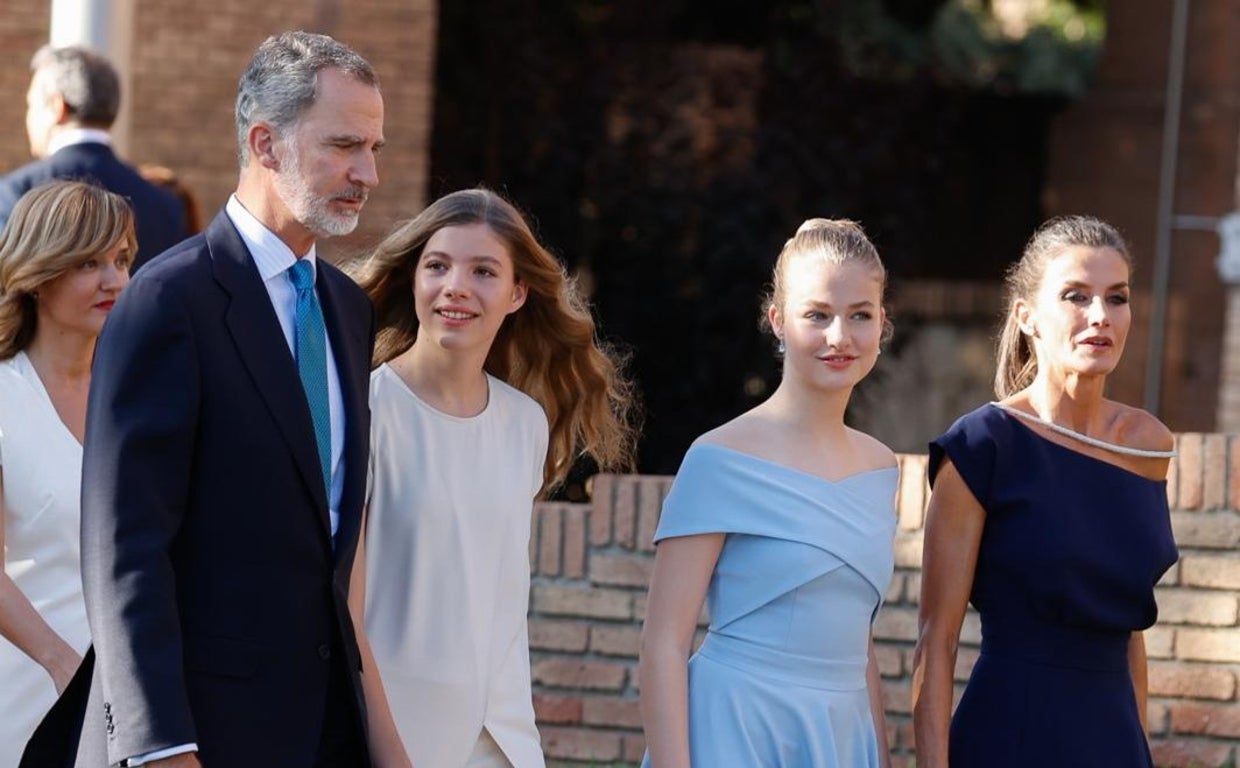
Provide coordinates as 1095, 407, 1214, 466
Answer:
0, 2, 51, 174
0, 0, 437, 263
1044, 0, 1240, 431
530, 437, 1240, 767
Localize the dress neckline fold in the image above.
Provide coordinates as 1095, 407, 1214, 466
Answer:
692, 442, 897, 488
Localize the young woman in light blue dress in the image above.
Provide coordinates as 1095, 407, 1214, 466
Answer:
639, 219, 897, 768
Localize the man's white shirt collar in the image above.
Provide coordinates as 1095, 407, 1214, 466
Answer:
224, 195, 318, 279
46, 127, 112, 156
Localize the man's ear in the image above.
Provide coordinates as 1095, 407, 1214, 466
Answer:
249, 123, 280, 169
48, 91, 70, 126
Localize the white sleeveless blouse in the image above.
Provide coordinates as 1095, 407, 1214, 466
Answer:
364, 365, 548, 768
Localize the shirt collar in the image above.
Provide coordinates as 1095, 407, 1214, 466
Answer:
224, 195, 317, 282
46, 127, 112, 156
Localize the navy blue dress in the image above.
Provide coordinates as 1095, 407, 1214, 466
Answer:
929, 404, 1177, 768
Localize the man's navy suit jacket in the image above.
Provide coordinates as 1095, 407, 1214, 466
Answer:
0, 142, 188, 270
43, 211, 375, 767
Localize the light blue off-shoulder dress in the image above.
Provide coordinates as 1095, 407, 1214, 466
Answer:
641, 443, 897, 768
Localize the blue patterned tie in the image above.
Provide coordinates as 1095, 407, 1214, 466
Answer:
288, 259, 332, 496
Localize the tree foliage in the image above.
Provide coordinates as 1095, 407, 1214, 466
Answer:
836, 0, 1106, 96
430, 0, 1106, 479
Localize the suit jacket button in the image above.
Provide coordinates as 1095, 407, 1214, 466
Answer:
318, 644, 331, 660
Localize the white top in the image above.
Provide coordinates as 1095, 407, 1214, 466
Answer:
0, 352, 91, 766
226, 195, 345, 535
365, 364, 549, 768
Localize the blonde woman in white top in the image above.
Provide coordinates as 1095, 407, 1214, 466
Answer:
0, 181, 133, 764
349, 187, 636, 767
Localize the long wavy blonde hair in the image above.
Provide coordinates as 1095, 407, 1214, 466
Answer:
0, 180, 136, 359
349, 187, 637, 492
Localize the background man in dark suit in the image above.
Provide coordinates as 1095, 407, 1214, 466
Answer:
0, 46, 188, 270
74, 31, 384, 767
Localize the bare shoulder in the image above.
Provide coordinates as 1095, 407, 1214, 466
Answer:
694, 412, 767, 453
846, 427, 898, 470
1108, 402, 1175, 453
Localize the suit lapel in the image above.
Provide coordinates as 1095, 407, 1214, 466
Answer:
205, 213, 332, 538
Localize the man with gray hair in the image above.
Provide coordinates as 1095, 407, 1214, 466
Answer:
23, 31, 396, 768
0, 46, 188, 270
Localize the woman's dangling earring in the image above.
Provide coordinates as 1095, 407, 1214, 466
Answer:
776, 337, 786, 355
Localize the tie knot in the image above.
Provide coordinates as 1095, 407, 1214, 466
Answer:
289, 259, 315, 291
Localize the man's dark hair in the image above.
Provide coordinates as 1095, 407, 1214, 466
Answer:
30, 45, 121, 127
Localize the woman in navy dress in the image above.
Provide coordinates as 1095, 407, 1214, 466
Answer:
912, 216, 1178, 768
639, 219, 897, 768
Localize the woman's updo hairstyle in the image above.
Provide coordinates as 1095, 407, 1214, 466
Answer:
760, 218, 893, 345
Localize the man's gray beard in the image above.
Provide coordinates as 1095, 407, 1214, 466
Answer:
294, 194, 360, 238
275, 138, 362, 238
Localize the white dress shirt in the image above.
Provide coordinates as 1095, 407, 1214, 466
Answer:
46, 126, 112, 155
225, 194, 346, 535
122, 197, 347, 767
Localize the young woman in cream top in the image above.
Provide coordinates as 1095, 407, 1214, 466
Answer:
349, 188, 636, 767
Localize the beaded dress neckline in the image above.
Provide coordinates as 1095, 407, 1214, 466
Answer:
988, 402, 1176, 459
